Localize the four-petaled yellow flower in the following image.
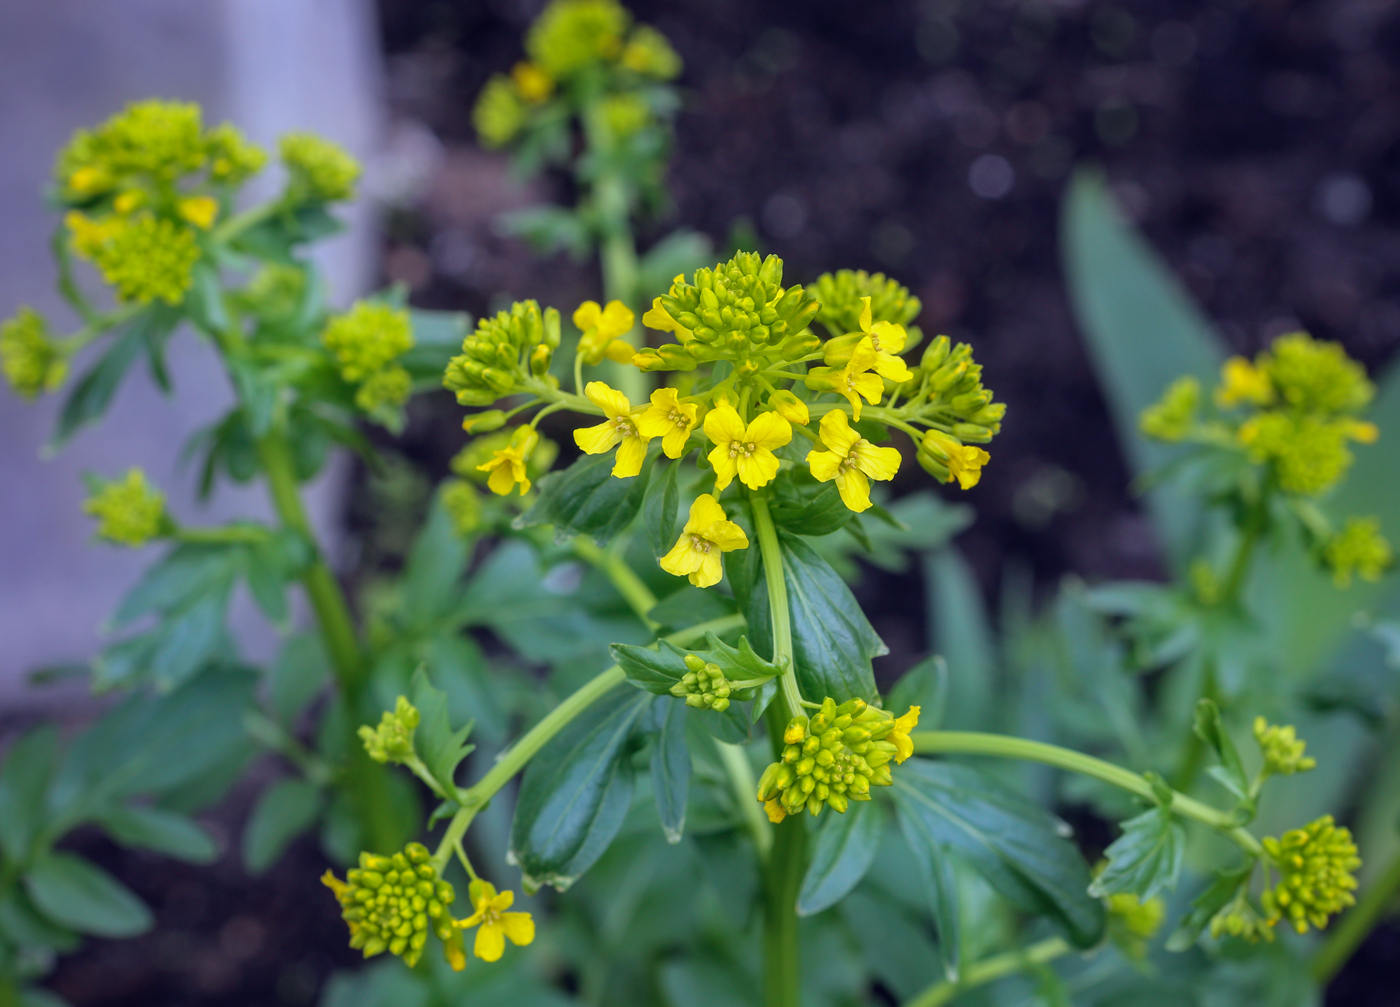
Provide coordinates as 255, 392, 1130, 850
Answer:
888, 705, 921, 763
806, 409, 902, 512
825, 297, 914, 384
660, 494, 749, 588
574, 381, 651, 477
922, 429, 990, 490
574, 299, 635, 365
459, 880, 534, 963
705, 403, 792, 491
637, 387, 699, 458
808, 341, 886, 421
477, 426, 540, 496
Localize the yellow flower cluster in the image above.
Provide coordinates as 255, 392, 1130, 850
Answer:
279, 133, 360, 203
323, 844, 461, 969
321, 302, 415, 418
84, 469, 167, 547
67, 212, 201, 305
472, 0, 680, 150
1261, 815, 1360, 934
1325, 516, 1393, 588
755, 697, 919, 821
1252, 717, 1317, 776
1143, 332, 1378, 497
0, 307, 68, 398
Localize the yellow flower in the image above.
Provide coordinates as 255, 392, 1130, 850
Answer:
478, 426, 540, 495
823, 297, 914, 384
1216, 356, 1273, 408
511, 61, 555, 102
574, 299, 635, 365
642, 282, 693, 343
636, 387, 698, 458
704, 402, 791, 491
888, 705, 920, 763
807, 340, 886, 421
67, 165, 110, 196
460, 880, 534, 963
573, 381, 651, 477
764, 799, 787, 824
659, 493, 749, 588
806, 409, 901, 513
178, 195, 219, 229
921, 429, 990, 490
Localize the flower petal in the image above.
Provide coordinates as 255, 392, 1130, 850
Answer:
613, 434, 649, 478
708, 445, 738, 490
873, 354, 913, 383
575, 419, 621, 455
701, 519, 749, 552
870, 320, 907, 353
486, 461, 517, 496
806, 449, 843, 483
835, 467, 872, 512
661, 425, 691, 458
473, 921, 505, 962
660, 537, 703, 578
851, 371, 884, 405
745, 411, 792, 451
572, 301, 601, 331
854, 443, 902, 481
584, 380, 631, 420
818, 409, 860, 455
858, 295, 872, 334
692, 550, 724, 588
501, 912, 535, 947
737, 448, 780, 490
686, 493, 727, 531
704, 403, 746, 445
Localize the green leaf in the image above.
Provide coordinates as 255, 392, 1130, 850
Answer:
148, 585, 233, 690
1088, 806, 1184, 901
110, 544, 238, 629
892, 791, 962, 980
1062, 170, 1223, 565
243, 778, 325, 874
649, 699, 690, 843
698, 632, 781, 683
797, 799, 886, 916
243, 539, 290, 625
0, 727, 58, 862
24, 851, 153, 938
1166, 864, 1252, 952
515, 451, 653, 545
270, 633, 329, 723
97, 804, 218, 863
410, 668, 475, 797
891, 760, 1106, 948
0, 889, 79, 953
642, 458, 681, 558
1193, 698, 1251, 803
769, 473, 857, 537
645, 585, 736, 631
611, 640, 690, 695
886, 656, 949, 730
748, 531, 885, 703
51, 315, 155, 447
924, 550, 995, 730
402, 493, 471, 628
509, 689, 650, 892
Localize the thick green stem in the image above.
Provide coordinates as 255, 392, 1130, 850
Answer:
764, 807, 805, 1007
572, 536, 658, 628
1312, 846, 1400, 984
749, 491, 803, 718
910, 731, 1262, 856
905, 936, 1071, 1007
256, 428, 399, 852
430, 613, 746, 875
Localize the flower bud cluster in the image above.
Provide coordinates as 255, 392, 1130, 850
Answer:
1324, 516, 1393, 588
0, 307, 68, 398
650, 252, 820, 361
1252, 717, 1316, 777
812, 270, 923, 340
444, 300, 561, 406
321, 302, 415, 417
1143, 332, 1379, 498
84, 469, 168, 547
756, 697, 901, 821
359, 696, 420, 765
323, 843, 457, 968
279, 133, 361, 203
68, 212, 201, 305
1261, 815, 1360, 934
669, 654, 732, 711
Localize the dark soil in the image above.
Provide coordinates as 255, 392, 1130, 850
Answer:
43, 0, 1400, 1004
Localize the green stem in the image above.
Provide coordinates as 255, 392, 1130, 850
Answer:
749, 491, 803, 719
905, 936, 1071, 1007
717, 740, 772, 862
763, 803, 805, 1007
572, 535, 659, 629
910, 731, 1262, 856
1312, 846, 1400, 983
430, 613, 746, 876
174, 524, 272, 545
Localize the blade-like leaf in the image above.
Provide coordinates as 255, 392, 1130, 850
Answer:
243, 778, 325, 874
509, 689, 650, 893
0, 727, 58, 862
892, 760, 1106, 948
798, 799, 886, 916
24, 852, 153, 938
642, 458, 681, 559
402, 493, 471, 629
97, 805, 218, 863
515, 451, 653, 545
892, 789, 962, 980
649, 699, 690, 843
749, 531, 884, 703
1088, 806, 1184, 901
